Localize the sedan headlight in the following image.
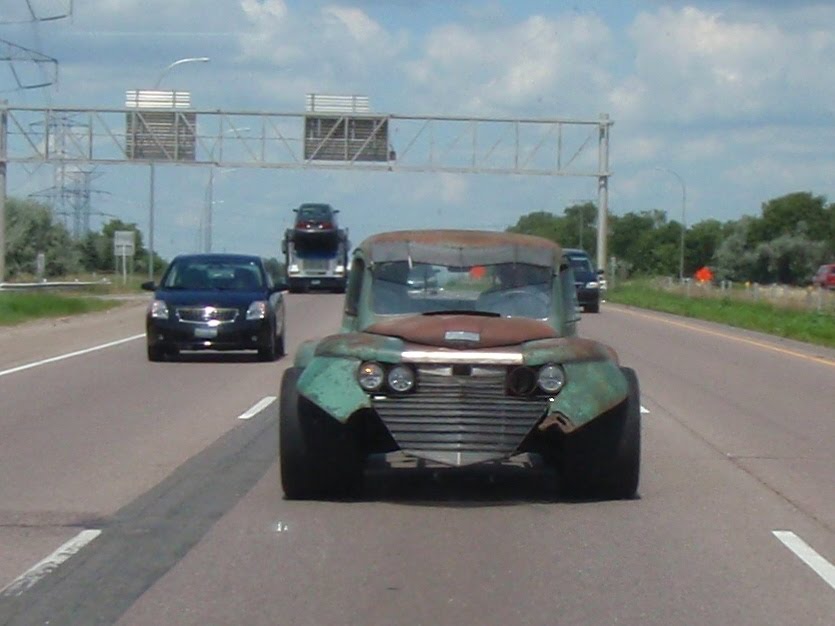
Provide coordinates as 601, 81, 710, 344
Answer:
586, 281, 600, 289
246, 300, 268, 320
387, 365, 415, 393
537, 364, 565, 394
149, 299, 169, 320
358, 362, 384, 392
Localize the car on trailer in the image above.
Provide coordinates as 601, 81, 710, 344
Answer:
279, 230, 641, 500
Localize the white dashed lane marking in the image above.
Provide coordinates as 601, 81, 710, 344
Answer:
0, 530, 102, 598
773, 531, 835, 592
237, 396, 277, 420
0, 335, 145, 379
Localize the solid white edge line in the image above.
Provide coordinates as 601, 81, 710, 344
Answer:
238, 396, 277, 420
0, 334, 145, 379
0, 529, 102, 597
773, 530, 835, 591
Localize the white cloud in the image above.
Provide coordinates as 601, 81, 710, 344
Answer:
613, 5, 835, 124
237, 2, 406, 89
438, 173, 469, 205
322, 5, 383, 43
406, 13, 612, 116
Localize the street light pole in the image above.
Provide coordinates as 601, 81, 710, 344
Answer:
153, 57, 210, 89
204, 127, 247, 252
655, 167, 687, 282
146, 57, 210, 271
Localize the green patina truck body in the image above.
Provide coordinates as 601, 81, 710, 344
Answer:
280, 229, 641, 500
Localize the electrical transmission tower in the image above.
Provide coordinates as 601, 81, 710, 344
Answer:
28, 114, 108, 238
3, 2, 93, 236
1, 1, 72, 90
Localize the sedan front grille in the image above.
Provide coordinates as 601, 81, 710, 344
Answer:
175, 306, 239, 324
371, 367, 548, 466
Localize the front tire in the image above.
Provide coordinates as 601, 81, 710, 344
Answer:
147, 342, 165, 362
258, 325, 278, 361
275, 329, 286, 358
561, 366, 641, 499
279, 368, 364, 499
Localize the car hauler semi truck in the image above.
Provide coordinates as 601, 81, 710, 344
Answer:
282, 203, 349, 293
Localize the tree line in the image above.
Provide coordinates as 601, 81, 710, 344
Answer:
3, 197, 166, 278
3, 197, 286, 282
4, 192, 834, 285
508, 191, 835, 285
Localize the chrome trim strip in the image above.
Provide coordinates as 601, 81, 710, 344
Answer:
401, 350, 523, 365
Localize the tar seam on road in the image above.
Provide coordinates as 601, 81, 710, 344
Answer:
0, 403, 279, 626
772, 531, 835, 592
614, 306, 835, 368
0, 334, 145, 379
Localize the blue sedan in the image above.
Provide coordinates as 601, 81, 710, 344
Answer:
142, 253, 288, 361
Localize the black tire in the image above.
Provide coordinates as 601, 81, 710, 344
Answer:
275, 330, 286, 358
147, 342, 165, 362
561, 366, 641, 500
279, 368, 364, 500
586, 300, 600, 313
258, 325, 278, 361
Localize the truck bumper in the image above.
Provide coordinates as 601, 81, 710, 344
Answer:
288, 276, 346, 293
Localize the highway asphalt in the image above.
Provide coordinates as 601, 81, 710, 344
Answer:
0, 295, 833, 625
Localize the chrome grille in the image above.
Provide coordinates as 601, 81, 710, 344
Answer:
372, 367, 548, 466
301, 258, 330, 271
175, 306, 238, 324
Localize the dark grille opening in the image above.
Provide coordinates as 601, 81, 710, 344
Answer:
176, 307, 239, 323
372, 369, 548, 465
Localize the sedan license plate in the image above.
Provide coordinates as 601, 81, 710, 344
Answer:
194, 327, 218, 339
311, 279, 321, 285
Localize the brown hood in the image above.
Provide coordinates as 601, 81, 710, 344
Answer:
365, 314, 558, 349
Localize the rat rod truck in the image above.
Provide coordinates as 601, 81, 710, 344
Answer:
280, 229, 641, 500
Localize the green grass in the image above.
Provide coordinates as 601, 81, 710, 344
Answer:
0, 292, 122, 326
607, 281, 835, 349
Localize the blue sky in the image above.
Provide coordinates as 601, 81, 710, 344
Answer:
3, 0, 835, 260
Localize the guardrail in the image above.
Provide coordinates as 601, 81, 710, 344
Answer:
0, 280, 112, 291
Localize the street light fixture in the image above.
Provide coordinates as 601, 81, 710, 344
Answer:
154, 57, 210, 89
655, 166, 687, 282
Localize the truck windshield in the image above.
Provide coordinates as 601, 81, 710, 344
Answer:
371, 261, 551, 319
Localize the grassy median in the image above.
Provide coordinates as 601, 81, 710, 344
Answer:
0, 292, 121, 326
606, 281, 835, 349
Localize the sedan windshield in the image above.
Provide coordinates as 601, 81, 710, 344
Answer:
162, 259, 264, 291
371, 261, 551, 319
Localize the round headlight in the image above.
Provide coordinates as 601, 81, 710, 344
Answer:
537, 364, 565, 394
387, 365, 415, 393
358, 362, 384, 392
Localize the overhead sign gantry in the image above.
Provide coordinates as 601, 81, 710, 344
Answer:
0, 96, 612, 281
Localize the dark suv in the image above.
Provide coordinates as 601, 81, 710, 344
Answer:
564, 248, 602, 313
